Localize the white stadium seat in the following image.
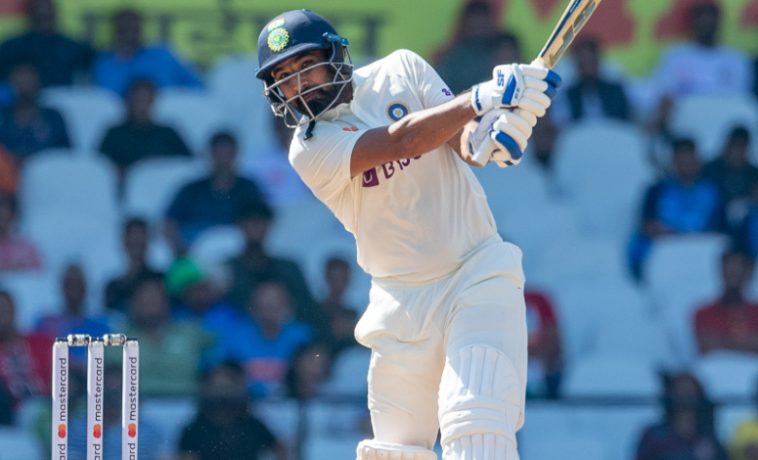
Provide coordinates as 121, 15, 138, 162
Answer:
154, 88, 233, 154
322, 347, 372, 397
141, 397, 196, 458
20, 152, 119, 224
189, 225, 245, 269
123, 157, 204, 223
42, 86, 124, 152
669, 94, 758, 161
553, 120, 653, 243
644, 234, 728, 363
474, 161, 552, 223
0, 272, 58, 331
0, 426, 42, 460
694, 352, 758, 401
207, 55, 276, 154
563, 353, 660, 398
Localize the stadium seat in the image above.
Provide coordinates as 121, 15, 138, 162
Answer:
266, 196, 344, 261
0, 426, 42, 460
693, 352, 758, 401
549, 281, 659, 367
498, 201, 582, 276
562, 353, 661, 398
254, 398, 300, 446
123, 157, 204, 223
322, 347, 371, 397
0, 272, 58, 331
207, 55, 276, 154
528, 235, 631, 291
716, 405, 755, 445
189, 225, 245, 269
154, 88, 233, 154
552, 120, 653, 243
20, 152, 119, 224
521, 429, 609, 460
474, 161, 552, 222
41, 86, 124, 152
140, 397, 196, 458
669, 94, 758, 161
303, 434, 362, 460
300, 232, 370, 310
644, 234, 728, 363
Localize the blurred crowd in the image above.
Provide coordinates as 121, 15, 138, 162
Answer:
0, 0, 757, 458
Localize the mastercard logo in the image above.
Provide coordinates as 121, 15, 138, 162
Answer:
93, 424, 102, 439
128, 423, 137, 438
57, 424, 66, 438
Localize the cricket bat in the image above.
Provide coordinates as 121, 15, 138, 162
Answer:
471, 0, 604, 166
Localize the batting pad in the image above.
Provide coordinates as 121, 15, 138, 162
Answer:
356, 440, 438, 460
439, 345, 521, 460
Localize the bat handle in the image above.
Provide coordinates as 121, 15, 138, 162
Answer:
470, 107, 530, 166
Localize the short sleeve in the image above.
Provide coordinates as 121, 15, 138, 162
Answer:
289, 122, 363, 202
396, 49, 456, 109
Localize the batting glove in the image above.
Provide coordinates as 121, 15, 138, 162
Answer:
463, 109, 535, 168
470, 63, 562, 116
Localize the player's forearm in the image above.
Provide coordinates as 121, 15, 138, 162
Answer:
350, 93, 475, 177
387, 93, 475, 154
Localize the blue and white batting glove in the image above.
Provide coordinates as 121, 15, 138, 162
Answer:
470, 63, 562, 117
463, 109, 535, 168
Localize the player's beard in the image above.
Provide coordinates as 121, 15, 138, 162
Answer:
294, 83, 342, 117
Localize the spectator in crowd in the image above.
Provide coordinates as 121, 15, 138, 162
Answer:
0, 0, 94, 88
219, 280, 312, 398
737, 181, 758, 258
104, 217, 163, 314
651, 2, 752, 98
694, 248, 758, 354
0, 146, 17, 194
628, 138, 726, 278
68, 365, 162, 460
648, 2, 753, 134
93, 8, 204, 96
524, 290, 563, 399
165, 131, 265, 252
316, 256, 359, 356
0, 192, 42, 272
98, 78, 192, 179
433, 1, 499, 94
730, 380, 758, 460
529, 117, 559, 172
243, 115, 311, 207
489, 31, 522, 67
168, 258, 243, 366
636, 372, 727, 460
119, 276, 210, 397
226, 200, 316, 322
0, 289, 51, 414
0, 383, 12, 425
35, 263, 110, 365
0, 62, 70, 163
557, 37, 631, 123
178, 362, 286, 460
703, 126, 758, 224
284, 342, 331, 401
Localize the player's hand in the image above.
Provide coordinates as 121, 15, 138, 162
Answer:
462, 109, 534, 168
470, 63, 562, 116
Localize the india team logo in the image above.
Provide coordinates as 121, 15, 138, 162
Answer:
267, 27, 289, 52
387, 103, 409, 121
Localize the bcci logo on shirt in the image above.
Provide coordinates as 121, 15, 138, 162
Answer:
387, 103, 409, 121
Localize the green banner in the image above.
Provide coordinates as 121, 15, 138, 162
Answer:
0, 0, 755, 75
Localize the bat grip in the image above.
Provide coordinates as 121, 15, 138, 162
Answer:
471, 107, 530, 166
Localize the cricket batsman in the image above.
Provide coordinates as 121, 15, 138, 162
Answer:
255, 9, 560, 459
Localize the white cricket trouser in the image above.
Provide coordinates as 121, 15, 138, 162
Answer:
354, 236, 528, 457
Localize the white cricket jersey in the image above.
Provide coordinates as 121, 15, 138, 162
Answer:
289, 49, 499, 283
